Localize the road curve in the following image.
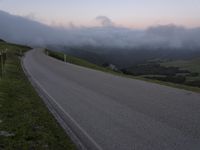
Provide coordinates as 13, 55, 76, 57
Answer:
23, 49, 200, 150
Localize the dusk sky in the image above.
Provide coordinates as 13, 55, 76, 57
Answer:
0, 0, 200, 28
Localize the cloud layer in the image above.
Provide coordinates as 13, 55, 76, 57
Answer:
0, 10, 200, 51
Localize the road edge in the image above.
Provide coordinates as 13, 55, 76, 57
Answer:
21, 51, 87, 150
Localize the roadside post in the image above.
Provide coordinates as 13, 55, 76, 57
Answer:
2, 49, 6, 65
0, 51, 3, 77
64, 54, 67, 63
0, 49, 8, 78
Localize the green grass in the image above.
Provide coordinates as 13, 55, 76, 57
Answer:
46, 50, 200, 93
0, 42, 76, 150
46, 49, 119, 74
162, 58, 200, 82
162, 58, 200, 74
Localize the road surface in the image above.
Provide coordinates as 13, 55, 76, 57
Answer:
23, 49, 200, 150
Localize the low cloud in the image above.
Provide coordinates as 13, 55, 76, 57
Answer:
0, 10, 200, 51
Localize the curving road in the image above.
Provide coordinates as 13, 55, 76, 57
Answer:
23, 49, 200, 150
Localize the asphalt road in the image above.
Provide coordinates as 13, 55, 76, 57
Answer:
23, 49, 200, 150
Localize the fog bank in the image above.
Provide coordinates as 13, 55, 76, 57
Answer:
0, 10, 200, 50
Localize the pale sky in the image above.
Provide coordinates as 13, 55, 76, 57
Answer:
0, 0, 200, 28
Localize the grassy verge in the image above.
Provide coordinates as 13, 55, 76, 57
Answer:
46, 49, 200, 93
46, 49, 119, 74
0, 42, 76, 150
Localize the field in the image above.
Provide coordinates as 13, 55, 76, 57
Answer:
0, 41, 76, 150
161, 58, 200, 87
162, 58, 200, 80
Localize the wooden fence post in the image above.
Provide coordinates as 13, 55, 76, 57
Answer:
0, 51, 3, 77
64, 54, 67, 62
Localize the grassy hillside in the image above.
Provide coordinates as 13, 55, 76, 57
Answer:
0, 41, 76, 150
162, 58, 200, 77
46, 49, 119, 74
161, 58, 200, 86
46, 49, 200, 93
